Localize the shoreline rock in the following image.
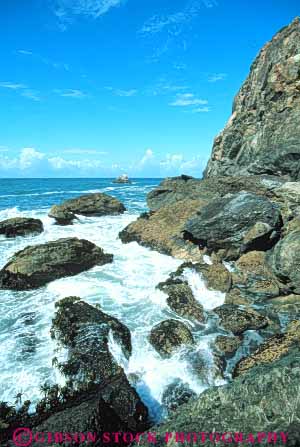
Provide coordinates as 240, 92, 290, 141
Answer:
0, 238, 113, 290
149, 319, 194, 358
0, 217, 44, 238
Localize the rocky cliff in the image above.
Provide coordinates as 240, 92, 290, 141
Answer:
204, 17, 300, 180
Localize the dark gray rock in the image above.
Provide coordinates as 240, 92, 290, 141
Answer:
162, 379, 197, 413
51, 296, 132, 360
184, 192, 282, 260
204, 18, 300, 180
0, 217, 43, 238
157, 278, 205, 323
48, 205, 76, 225
149, 319, 194, 358
214, 335, 243, 359
33, 297, 147, 442
268, 229, 300, 293
0, 237, 113, 290
49, 192, 126, 221
214, 304, 268, 335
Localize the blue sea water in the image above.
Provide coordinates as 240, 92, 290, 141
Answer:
0, 178, 226, 421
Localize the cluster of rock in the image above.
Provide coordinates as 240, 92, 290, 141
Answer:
0, 192, 143, 444
119, 17, 300, 441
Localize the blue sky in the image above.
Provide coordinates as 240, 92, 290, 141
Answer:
0, 0, 299, 178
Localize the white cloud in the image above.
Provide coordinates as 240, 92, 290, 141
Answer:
139, 148, 154, 166
0, 82, 41, 102
0, 82, 27, 90
170, 93, 208, 107
21, 89, 41, 102
191, 106, 211, 113
105, 87, 138, 97
17, 50, 33, 56
0, 147, 207, 178
140, 0, 217, 36
19, 148, 45, 169
208, 73, 227, 82
62, 148, 108, 155
54, 89, 87, 98
55, 0, 124, 27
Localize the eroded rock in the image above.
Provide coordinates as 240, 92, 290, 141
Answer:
149, 319, 194, 358
184, 192, 282, 260
0, 237, 113, 290
214, 304, 268, 335
0, 217, 43, 238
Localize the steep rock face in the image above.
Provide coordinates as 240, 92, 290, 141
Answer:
204, 18, 300, 180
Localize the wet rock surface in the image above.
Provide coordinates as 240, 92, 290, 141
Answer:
0, 217, 44, 238
184, 192, 282, 260
149, 319, 194, 358
48, 205, 76, 225
47, 297, 148, 435
214, 335, 243, 359
161, 379, 197, 414
233, 321, 300, 377
0, 237, 113, 290
214, 304, 268, 335
157, 278, 205, 322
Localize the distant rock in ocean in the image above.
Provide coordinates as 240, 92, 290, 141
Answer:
204, 17, 300, 180
113, 174, 132, 184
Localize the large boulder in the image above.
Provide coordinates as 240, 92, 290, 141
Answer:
184, 192, 282, 260
204, 18, 300, 180
233, 321, 300, 377
214, 304, 268, 335
49, 192, 126, 224
162, 379, 197, 414
232, 251, 282, 301
149, 319, 194, 358
214, 335, 243, 359
157, 278, 205, 323
273, 182, 300, 222
268, 229, 300, 293
0, 238, 113, 290
39, 297, 147, 437
119, 199, 206, 261
51, 297, 132, 360
48, 205, 76, 226
0, 217, 43, 238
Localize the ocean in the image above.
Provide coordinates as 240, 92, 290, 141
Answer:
0, 178, 226, 421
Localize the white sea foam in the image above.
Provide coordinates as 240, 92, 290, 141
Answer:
183, 268, 225, 310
